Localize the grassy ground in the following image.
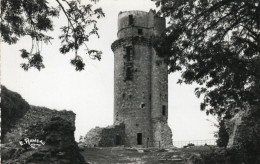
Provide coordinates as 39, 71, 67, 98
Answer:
80, 146, 219, 164
80, 147, 190, 164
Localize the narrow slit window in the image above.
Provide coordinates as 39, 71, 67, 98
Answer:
162, 105, 166, 116
126, 47, 131, 62
116, 112, 119, 121
126, 67, 132, 81
138, 29, 143, 35
129, 15, 133, 25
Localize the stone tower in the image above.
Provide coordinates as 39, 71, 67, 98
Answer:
111, 10, 172, 148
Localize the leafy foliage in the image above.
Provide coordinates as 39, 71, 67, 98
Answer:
153, 0, 260, 117
1, 0, 104, 71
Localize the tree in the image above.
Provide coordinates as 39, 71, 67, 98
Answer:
216, 119, 229, 147
153, 0, 260, 117
1, 0, 105, 71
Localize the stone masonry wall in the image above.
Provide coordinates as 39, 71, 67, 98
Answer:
114, 43, 153, 146
114, 11, 155, 147
117, 10, 153, 39
152, 121, 173, 148
84, 124, 125, 147
151, 47, 168, 120
112, 10, 173, 148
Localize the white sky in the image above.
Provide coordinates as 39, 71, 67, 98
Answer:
1, 0, 218, 143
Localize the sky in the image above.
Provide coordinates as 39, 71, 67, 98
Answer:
1, 0, 218, 145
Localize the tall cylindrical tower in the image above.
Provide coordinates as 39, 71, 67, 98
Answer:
111, 10, 172, 147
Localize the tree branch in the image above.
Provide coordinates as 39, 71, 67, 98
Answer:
55, 0, 75, 31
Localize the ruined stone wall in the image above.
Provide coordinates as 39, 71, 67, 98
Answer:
225, 105, 260, 149
1, 85, 30, 142
225, 111, 244, 148
2, 117, 86, 164
224, 105, 260, 163
4, 105, 75, 143
84, 124, 125, 147
1, 86, 86, 163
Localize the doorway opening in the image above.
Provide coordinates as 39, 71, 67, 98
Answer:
137, 133, 142, 145
115, 135, 122, 145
